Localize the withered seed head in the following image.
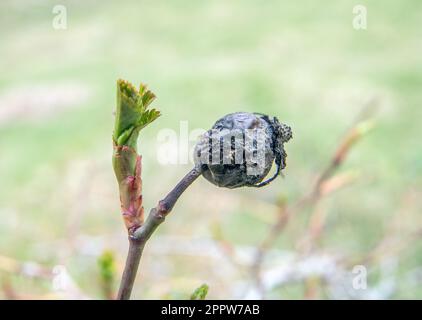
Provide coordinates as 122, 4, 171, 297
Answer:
194, 112, 292, 188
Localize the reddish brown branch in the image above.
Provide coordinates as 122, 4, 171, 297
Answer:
116, 166, 202, 300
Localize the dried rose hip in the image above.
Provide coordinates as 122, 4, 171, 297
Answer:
194, 112, 292, 188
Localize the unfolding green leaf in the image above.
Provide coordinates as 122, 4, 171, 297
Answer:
113, 79, 161, 148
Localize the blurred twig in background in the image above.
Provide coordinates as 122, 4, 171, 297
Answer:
249, 105, 376, 298
0, 255, 88, 299
0, 254, 52, 280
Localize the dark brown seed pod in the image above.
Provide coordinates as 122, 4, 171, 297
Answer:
194, 112, 292, 188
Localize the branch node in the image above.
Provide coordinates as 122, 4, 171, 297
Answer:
158, 200, 171, 215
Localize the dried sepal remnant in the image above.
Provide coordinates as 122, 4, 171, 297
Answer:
112, 79, 160, 233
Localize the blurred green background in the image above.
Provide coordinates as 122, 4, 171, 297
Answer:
0, 0, 421, 299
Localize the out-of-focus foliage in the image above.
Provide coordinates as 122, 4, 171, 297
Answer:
190, 283, 209, 300
98, 250, 116, 299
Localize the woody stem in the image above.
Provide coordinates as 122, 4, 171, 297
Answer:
116, 167, 202, 300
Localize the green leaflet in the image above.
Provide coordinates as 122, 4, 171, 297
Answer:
113, 79, 161, 148
116, 127, 135, 146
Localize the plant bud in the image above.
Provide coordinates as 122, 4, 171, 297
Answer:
194, 112, 292, 188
